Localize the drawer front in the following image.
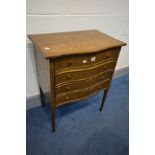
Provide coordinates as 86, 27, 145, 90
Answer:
56, 70, 112, 96
56, 79, 110, 106
55, 60, 116, 85
55, 48, 119, 72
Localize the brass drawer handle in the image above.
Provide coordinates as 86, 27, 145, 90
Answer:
67, 75, 72, 79
67, 61, 72, 66
66, 96, 69, 100
101, 76, 104, 80
103, 66, 107, 70
66, 86, 71, 91
105, 54, 111, 59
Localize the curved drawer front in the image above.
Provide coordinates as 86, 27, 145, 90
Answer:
56, 80, 109, 106
55, 48, 119, 72
56, 70, 112, 96
55, 60, 116, 85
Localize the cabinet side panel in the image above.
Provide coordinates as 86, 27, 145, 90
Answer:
34, 45, 51, 102
107, 47, 121, 87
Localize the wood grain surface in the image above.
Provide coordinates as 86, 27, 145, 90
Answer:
56, 70, 112, 96
28, 30, 126, 59
56, 79, 110, 106
55, 60, 117, 85
55, 47, 119, 71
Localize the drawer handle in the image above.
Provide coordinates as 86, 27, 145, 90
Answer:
106, 54, 111, 59
67, 61, 72, 66
66, 96, 69, 100
66, 86, 71, 91
103, 66, 107, 70
67, 75, 72, 79
101, 77, 104, 80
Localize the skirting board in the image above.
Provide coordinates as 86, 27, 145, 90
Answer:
26, 66, 129, 110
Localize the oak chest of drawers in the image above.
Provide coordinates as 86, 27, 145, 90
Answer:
28, 30, 126, 132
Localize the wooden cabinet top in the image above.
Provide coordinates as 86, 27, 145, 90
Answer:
28, 29, 126, 59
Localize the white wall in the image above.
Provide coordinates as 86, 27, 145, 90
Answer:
26, 0, 129, 97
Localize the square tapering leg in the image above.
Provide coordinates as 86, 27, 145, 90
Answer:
39, 86, 45, 107
51, 106, 56, 132
99, 89, 109, 111
50, 62, 56, 132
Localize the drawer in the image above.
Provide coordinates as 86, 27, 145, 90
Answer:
56, 79, 110, 106
55, 60, 116, 85
55, 48, 119, 71
56, 70, 112, 96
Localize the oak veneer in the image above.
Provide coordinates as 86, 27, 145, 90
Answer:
28, 30, 126, 132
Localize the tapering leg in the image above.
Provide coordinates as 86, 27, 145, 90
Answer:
39, 86, 45, 107
99, 89, 109, 111
51, 104, 56, 132
49, 62, 56, 132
